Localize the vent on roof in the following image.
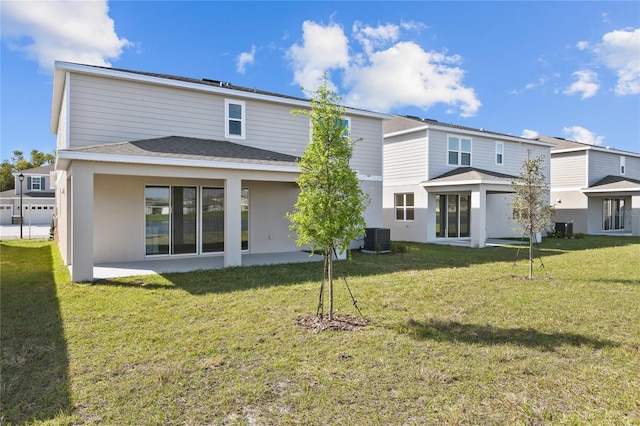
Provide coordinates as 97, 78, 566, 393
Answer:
202, 78, 231, 87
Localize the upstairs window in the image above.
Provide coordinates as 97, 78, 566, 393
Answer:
395, 193, 415, 221
448, 136, 472, 166
620, 156, 626, 175
27, 176, 44, 191
225, 99, 245, 139
495, 142, 504, 165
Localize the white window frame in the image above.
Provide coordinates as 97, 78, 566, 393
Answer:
495, 142, 504, 165
225, 99, 246, 139
394, 193, 415, 222
447, 135, 472, 166
308, 116, 351, 141
620, 156, 626, 175
27, 176, 44, 191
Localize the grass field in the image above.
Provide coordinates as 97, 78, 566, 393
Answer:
2, 236, 639, 425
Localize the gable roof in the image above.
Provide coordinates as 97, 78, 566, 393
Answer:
538, 136, 640, 158
384, 115, 554, 147
57, 136, 300, 170
51, 62, 390, 133
13, 164, 54, 176
430, 167, 517, 183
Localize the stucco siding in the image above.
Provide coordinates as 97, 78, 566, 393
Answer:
486, 193, 521, 238
383, 131, 427, 185
382, 184, 428, 243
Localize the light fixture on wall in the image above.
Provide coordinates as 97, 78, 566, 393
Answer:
556, 198, 562, 204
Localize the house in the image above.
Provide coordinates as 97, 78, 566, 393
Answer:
51, 61, 389, 282
383, 115, 554, 247
538, 136, 640, 236
0, 164, 55, 226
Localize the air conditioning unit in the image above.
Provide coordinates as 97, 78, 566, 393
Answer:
363, 228, 391, 252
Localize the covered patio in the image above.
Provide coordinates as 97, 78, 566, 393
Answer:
89, 251, 324, 280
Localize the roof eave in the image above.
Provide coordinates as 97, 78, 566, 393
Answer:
55, 149, 300, 173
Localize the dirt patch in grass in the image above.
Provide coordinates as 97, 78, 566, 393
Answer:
295, 314, 368, 332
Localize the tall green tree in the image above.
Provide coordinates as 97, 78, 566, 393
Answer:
0, 150, 55, 191
287, 78, 370, 320
510, 150, 555, 279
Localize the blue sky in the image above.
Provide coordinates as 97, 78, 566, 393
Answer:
2, 1, 639, 162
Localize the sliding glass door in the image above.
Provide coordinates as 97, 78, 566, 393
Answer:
145, 185, 248, 256
435, 194, 470, 239
603, 198, 625, 231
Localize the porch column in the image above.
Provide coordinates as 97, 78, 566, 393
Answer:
470, 187, 487, 248
632, 195, 640, 237
425, 191, 437, 243
70, 166, 94, 281
224, 177, 242, 267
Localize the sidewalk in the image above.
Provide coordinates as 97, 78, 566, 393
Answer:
0, 224, 51, 240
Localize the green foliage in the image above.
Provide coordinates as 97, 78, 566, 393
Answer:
510, 151, 555, 278
0, 150, 56, 191
286, 76, 369, 319
287, 78, 369, 256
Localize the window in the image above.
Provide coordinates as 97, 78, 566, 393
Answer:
620, 156, 626, 175
27, 176, 44, 191
495, 142, 504, 165
603, 198, 625, 231
395, 193, 414, 221
447, 136, 471, 166
225, 99, 245, 139
309, 117, 351, 141
145, 185, 249, 256
436, 194, 470, 238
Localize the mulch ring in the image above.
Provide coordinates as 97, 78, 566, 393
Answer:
296, 314, 368, 333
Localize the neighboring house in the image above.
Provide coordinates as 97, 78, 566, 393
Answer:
0, 165, 55, 225
50, 61, 389, 282
538, 136, 640, 236
383, 115, 554, 247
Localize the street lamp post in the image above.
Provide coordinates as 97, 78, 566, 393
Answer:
18, 173, 24, 239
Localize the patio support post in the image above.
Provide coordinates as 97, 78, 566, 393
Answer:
70, 166, 94, 281
632, 195, 640, 237
224, 176, 242, 267
470, 187, 487, 248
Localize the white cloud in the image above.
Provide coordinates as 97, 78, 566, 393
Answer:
521, 129, 539, 139
594, 28, 640, 95
564, 70, 600, 99
576, 41, 589, 50
286, 20, 481, 117
236, 45, 256, 74
1, 0, 131, 71
286, 20, 350, 92
562, 125, 604, 145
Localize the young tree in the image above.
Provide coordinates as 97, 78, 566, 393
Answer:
510, 150, 555, 279
287, 77, 370, 320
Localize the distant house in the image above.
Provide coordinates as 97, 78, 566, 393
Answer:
383, 116, 554, 247
538, 136, 640, 236
0, 164, 55, 225
50, 61, 389, 282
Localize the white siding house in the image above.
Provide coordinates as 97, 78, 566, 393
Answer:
383, 116, 554, 247
0, 165, 55, 226
541, 136, 640, 236
51, 62, 389, 281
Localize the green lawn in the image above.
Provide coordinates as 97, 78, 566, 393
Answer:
1, 237, 639, 425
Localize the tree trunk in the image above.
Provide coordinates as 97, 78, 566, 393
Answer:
529, 231, 534, 279
328, 248, 334, 320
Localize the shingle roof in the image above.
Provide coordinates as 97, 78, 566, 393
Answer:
384, 115, 522, 139
428, 167, 517, 183
14, 164, 55, 175
66, 136, 299, 166
539, 135, 640, 156
588, 175, 640, 190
